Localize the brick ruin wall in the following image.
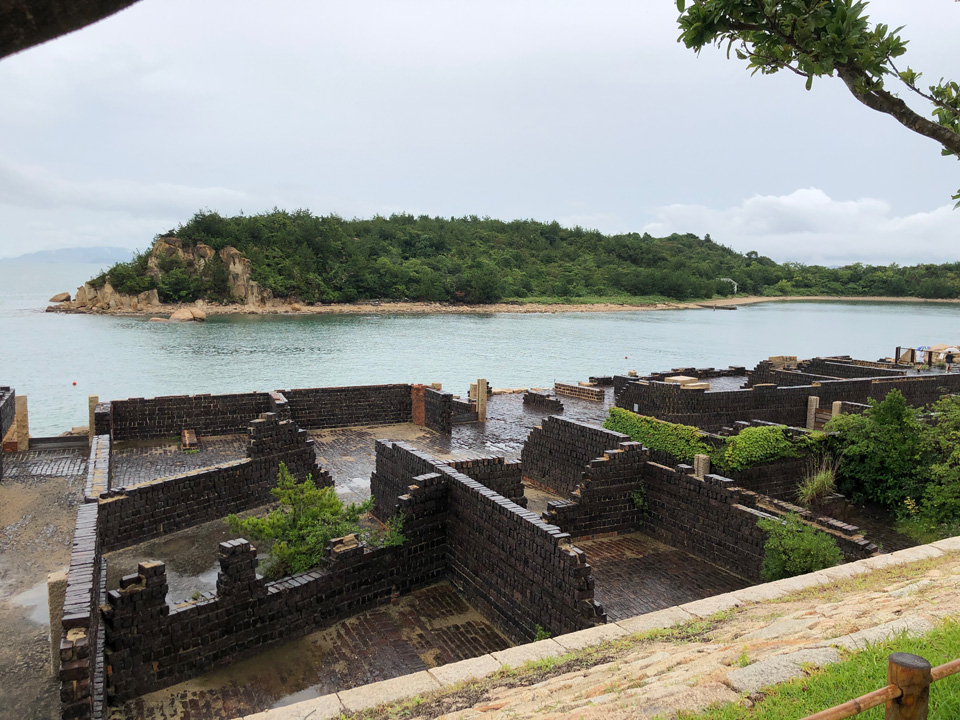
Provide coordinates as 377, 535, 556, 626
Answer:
617, 373, 960, 432
641, 366, 747, 382
99, 413, 327, 553
449, 456, 526, 506
554, 382, 605, 402
103, 475, 448, 703
0, 386, 14, 477
521, 416, 631, 496
801, 358, 906, 378
104, 384, 454, 441
104, 441, 602, 701
543, 441, 648, 538
424, 387, 453, 433
523, 391, 565, 413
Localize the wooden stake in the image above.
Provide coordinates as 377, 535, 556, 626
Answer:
886, 652, 932, 720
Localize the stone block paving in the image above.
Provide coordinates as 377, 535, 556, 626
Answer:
579, 532, 752, 621
109, 582, 510, 720
111, 435, 248, 488
1, 448, 87, 480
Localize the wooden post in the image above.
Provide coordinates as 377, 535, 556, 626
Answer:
47, 570, 67, 677
88, 395, 99, 447
886, 652, 931, 720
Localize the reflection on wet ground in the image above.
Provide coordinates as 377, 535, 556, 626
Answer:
111, 436, 248, 489
10, 580, 49, 625
110, 582, 510, 720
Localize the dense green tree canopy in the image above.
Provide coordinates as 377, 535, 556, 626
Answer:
676, 0, 960, 203
92, 209, 960, 304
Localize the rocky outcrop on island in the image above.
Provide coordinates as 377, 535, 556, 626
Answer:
52, 235, 272, 316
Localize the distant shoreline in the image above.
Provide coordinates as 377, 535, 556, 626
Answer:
52, 294, 960, 318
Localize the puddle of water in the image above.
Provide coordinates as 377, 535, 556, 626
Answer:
166, 565, 220, 606
270, 685, 324, 709
10, 580, 50, 625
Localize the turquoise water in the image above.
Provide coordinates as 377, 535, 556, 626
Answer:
2, 261, 958, 435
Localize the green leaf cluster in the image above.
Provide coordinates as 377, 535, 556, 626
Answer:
720, 425, 801, 472
604, 407, 714, 463
90, 210, 960, 305
757, 512, 843, 581
226, 462, 405, 579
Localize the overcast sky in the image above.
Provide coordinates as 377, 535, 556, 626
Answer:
0, 0, 956, 266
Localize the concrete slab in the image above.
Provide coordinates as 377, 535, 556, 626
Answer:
338, 670, 440, 713
616, 606, 694, 635
428, 654, 502, 687
858, 553, 910, 570
679, 592, 742, 618
889, 545, 943, 563
931, 536, 960, 553
244, 693, 344, 719
554, 622, 628, 651
491, 639, 567, 667
818, 562, 872, 580
740, 617, 819, 641
727, 648, 841, 693
820, 617, 933, 651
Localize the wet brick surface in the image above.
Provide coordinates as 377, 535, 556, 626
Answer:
1, 448, 87, 480
111, 436, 248, 488
109, 582, 510, 720
580, 532, 753, 621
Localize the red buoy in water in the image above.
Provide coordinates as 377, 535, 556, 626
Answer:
72, 381, 77, 386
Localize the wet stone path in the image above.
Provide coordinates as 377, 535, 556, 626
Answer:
110, 582, 510, 720
579, 533, 753, 621
111, 436, 247, 488
1, 447, 87, 480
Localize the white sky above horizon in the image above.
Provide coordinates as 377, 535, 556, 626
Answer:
0, 0, 957, 266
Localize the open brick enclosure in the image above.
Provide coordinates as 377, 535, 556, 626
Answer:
36, 360, 898, 720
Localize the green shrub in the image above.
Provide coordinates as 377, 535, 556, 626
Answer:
604, 407, 713, 463
720, 425, 799, 472
757, 513, 843, 581
227, 462, 405, 578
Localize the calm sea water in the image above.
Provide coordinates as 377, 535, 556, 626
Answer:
2, 261, 958, 436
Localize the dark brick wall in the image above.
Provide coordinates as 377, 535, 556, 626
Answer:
370, 440, 442, 521
0, 386, 14, 477
523, 391, 564, 413
450, 456, 526, 506
280, 384, 413, 429
110, 392, 271, 441
59, 502, 106, 720
745, 361, 837, 387
802, 358, 906, 378
445, 464, 604, 642
94, 402, 112, 436
617, 373, 960, 432
424, 387, 453, 434
725, 458, 808, 502
521, 416, 630, 496
99, 414, 326, 553
543, 441, 647, 538
103, 475, 448, 703
642, 462, 771, 580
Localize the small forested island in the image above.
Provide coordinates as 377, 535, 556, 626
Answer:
59, 210, 960, 314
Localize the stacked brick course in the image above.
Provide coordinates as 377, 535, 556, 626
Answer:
521, 416, 630, 496
86, 434, 111, 498
280, 384, 413, 429
0, 386, 14, 477
543, 441, 647, 538
450, 456, 526, 506
110, 392, 271, 441
99, 413, 326, 552
554, 382, 605, 402
103, 474, 448, 702
424, 387, 453, 434
523, 391, 564, 413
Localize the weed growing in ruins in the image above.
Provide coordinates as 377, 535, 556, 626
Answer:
534, 624, 552, 641
796, 457, 839, 506
719, 425, 800, 472
757, 513, 843, 582
226, 462, 404, 578
630, 485, 648, 518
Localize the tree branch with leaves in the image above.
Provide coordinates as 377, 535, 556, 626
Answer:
676, 0, 960, 205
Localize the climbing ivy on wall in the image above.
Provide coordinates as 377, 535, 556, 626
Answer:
605, 408, 812, 471
604, 407, 714, 463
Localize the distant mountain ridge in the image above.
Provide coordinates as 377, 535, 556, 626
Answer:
3, 246, 135, 264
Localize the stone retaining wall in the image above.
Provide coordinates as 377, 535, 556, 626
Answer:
99, 413, 325, 552
521, 416, 630, 496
